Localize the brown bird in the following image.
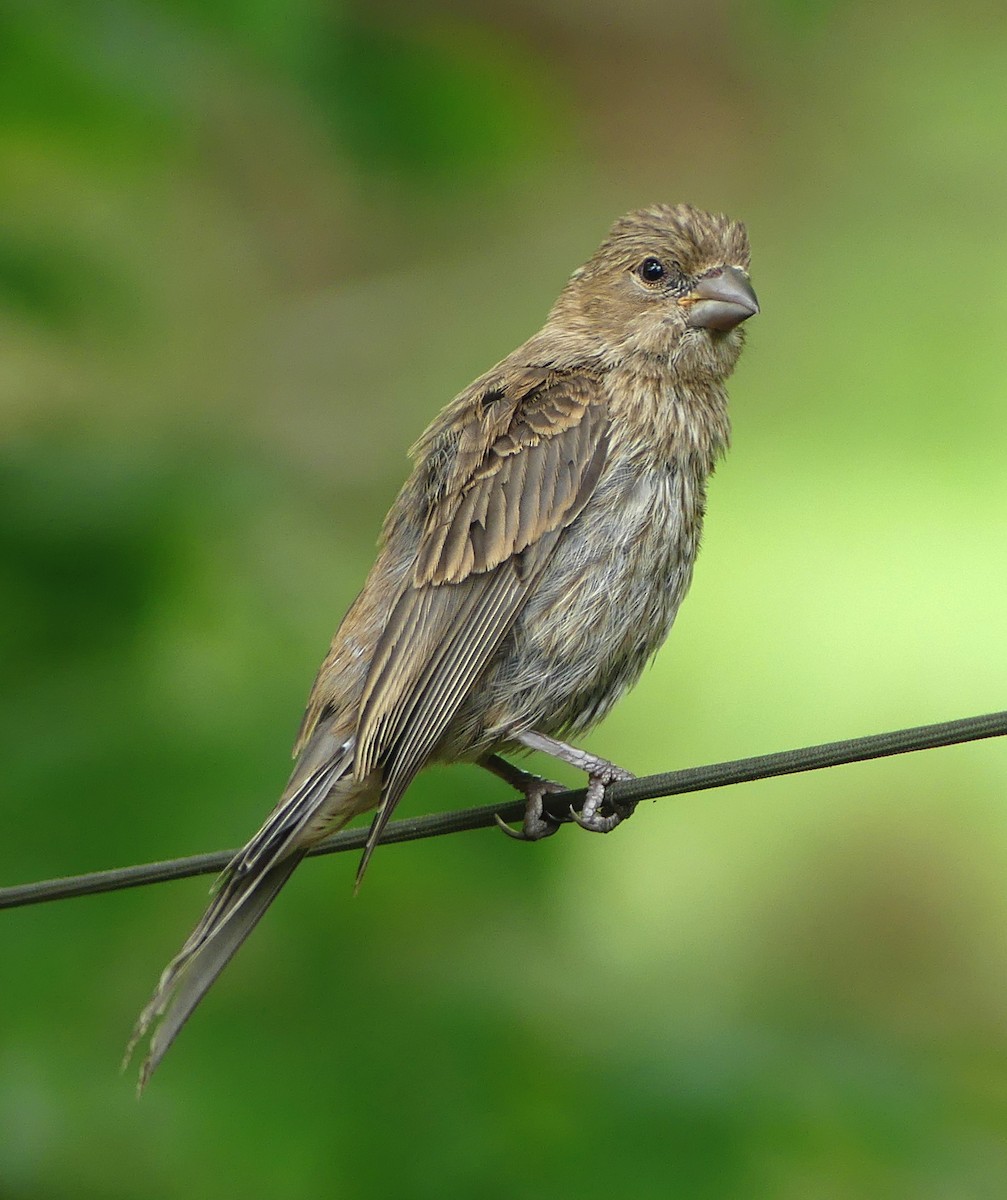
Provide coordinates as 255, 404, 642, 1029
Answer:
125, 202, 758, 1089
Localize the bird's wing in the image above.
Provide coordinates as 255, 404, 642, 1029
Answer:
352, 369, 609, 881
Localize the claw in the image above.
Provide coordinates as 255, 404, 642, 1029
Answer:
490, 769, 565, 842
494, 812, 540, 840
566, 768, 636, 834
570, 805, 626, 833
494, 797, 563, 841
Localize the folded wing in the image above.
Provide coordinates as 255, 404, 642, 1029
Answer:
353, 370, 610, 882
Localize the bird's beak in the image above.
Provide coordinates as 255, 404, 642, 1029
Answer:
681, 266, 759, 332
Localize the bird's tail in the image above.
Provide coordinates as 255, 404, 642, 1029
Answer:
125, 732, 361, 1092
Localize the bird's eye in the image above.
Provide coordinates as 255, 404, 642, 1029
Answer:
637, 257, 666, 284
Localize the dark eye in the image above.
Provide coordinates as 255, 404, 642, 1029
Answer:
637, 257, 666, 284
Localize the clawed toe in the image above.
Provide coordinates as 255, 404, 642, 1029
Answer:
568, 767, 636, 834
494, 777, 566, 841
494, 812, 525, 839
494, 810, 560, 841
569, 803, 626, 833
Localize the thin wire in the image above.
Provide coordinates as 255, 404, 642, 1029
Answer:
2, 709, 1005, 911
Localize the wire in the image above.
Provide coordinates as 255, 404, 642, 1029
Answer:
2, 709, 1005, 911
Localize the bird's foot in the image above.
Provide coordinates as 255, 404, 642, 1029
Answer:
514, 730, 636, 834
494, 779, 567, 841
484, 755, 567, 841
570, 762, 636, 833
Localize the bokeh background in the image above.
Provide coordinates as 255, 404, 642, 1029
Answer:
3, 1, 1007, 1196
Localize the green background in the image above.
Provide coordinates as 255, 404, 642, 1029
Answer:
3, 1, 1007, 1196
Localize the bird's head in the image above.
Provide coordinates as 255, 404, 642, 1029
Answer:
551, 203, 758, 379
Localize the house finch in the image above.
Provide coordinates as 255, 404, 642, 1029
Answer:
126, 202, 758, 1089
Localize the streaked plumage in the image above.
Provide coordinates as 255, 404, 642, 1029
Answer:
126, 203, 757, 1090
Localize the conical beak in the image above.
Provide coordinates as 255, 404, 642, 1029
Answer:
683, 266, 759, 332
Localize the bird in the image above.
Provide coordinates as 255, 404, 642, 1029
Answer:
125, 202, 758, 1090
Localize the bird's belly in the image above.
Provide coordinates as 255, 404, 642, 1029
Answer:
453, 464, 704, 753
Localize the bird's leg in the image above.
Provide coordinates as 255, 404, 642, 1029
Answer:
515, 730, 636, 834
483, 754, 566, 841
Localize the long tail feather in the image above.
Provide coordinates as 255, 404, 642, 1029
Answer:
126, 852, 304, 1093
125, 734, 358, 1092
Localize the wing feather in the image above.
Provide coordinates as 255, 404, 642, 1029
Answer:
352, 372, 610, 880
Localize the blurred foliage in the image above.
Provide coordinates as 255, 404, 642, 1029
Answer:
2, 1, 1007, 1197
